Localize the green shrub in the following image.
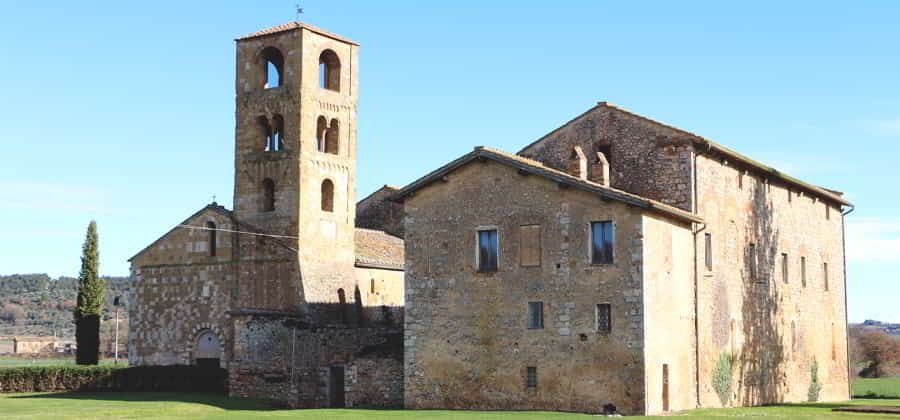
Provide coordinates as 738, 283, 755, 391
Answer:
712, 352, 734, 406
807, 359, 822, 402
0, 365, 226, 393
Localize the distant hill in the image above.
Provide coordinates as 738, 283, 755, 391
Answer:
0, 273, 130, 340
854, 320, 900, 336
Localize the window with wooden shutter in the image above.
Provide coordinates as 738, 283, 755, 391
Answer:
519, 225, 541, 267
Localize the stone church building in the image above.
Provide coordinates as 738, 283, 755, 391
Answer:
129, 22, 852, 415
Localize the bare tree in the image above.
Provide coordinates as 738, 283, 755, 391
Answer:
856, 329, 900, 378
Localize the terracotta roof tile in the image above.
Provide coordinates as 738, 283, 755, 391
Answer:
236, 21, 359, 45
355, 228, 404, 270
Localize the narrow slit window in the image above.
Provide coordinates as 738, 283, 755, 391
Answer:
527, 301, 543, 329
704, 233, 712, 271
262, 178, 276, 212
801, 256, 807, 288
207, 221, 216, 257
781, 253, 789, 284
596, 303, 611, 333
477, 229, 499, 272
823, 262, 829, 291
748, 243, 760, 283
590, 221, 614, 264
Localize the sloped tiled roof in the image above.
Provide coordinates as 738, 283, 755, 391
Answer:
394, 146, 703, 224
519, 101, 851, 207
354, 228, 404, 270
236, 21, 359, 45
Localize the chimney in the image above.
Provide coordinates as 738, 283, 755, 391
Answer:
590, 152, 610, 186
569, 146, 588, 180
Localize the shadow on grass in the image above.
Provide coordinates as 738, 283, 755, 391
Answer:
10, 391, 278, 411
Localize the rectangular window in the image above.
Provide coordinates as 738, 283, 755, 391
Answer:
788, 188, 793, 203
519, 225, 541, 267
477, 229, 499, 272
527, 301, 543, 329
781, 253, 789, 284
704, 233, 712, 271
738, 172, 744, 190
596, 303, 611, 333
525, 366, 537, 389
590, 221, 614, 264
826, 205, 831, 220
801, 256, 807, 288
748, 243, 759, 283
823, 262, 829, 291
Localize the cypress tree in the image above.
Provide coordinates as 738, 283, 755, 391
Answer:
75, 220, 104, 365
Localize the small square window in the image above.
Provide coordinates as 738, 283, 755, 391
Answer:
525, 366, 537, 389
527, 301, 543, 329
477, 229, 499, 272
596, 303, 611, 333
590, 221, 614, 264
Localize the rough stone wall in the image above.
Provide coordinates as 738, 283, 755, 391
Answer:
404, 160, 649, 415
518, 105, 694, 211
129, 207, 234, 366
356, 185, 405, 238
354, 266, 404, 323
233, 26, 360, 312
694, 154, 849, 407
229, 314, 402, 408
641, 213, 696, 414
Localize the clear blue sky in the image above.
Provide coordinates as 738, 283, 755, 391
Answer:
0, 1, 897, 322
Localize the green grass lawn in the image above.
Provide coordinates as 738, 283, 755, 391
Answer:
0, 393, 897, 420
853, 377, 900, 398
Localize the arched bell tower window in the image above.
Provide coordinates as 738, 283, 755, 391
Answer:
325, 119, 339, 155
319, 49, 340, 91
207, 221, 217, 257
316, 116, 328, 152
261, 47, 284, 89
262, 178, 276, 212
266, 115, 284, 152
257, 116, 270, 151
321, 179, 334, 212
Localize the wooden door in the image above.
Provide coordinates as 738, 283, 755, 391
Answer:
329, 365, 345, 408
662, 364, 670, 412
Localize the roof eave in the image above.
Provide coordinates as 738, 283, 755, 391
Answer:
395, 148, 703, 225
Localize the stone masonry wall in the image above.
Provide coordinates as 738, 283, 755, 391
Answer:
356, 185, 405, 238
695, 154, 849, 407
229, 313, 402, 408
404, 160, 649, 415
641, 213, 696, 414
129, 207, 234, 366
518, 104, 694, 211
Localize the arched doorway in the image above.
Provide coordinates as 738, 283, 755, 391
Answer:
194, 330, 221, 368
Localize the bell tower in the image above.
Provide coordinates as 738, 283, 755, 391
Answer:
233, 22, 360, 309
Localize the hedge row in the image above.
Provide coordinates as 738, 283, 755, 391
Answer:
0, 365, 227, 393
